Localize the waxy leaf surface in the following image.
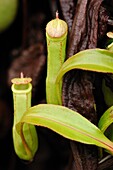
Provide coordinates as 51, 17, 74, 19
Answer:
98, 106, 113, 133
56, 49, 113, 104
16, 104, 113, 154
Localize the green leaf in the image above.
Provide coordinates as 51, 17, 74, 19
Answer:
98, 106, 113, 133
56, 49, 113, 104
98, 106, 113, 145
16, 104, 113, 154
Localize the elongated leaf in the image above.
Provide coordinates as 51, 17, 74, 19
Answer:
55, 49, 113, 103
98, 106, 113, 133
16, 104, 113, 154
56, 49, 113, 82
